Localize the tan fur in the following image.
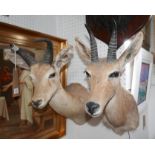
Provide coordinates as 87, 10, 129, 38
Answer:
51, 83, 90, 125
30, 47, 90, 125
75, 32, 143, 134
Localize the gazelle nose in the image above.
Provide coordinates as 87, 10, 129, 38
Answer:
32, 100, 42, 108
86, 102, 100, 115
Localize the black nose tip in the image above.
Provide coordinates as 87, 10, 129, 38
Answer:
32, 100, 42, 108
86, 102, 99, 115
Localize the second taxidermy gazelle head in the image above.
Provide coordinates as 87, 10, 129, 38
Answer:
10, 39, 73, 109
76, 24, 143, 118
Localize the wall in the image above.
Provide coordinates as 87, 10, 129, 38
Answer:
0, 15, 57, 36
148, 16, 155, 138
0, 15, 153, 139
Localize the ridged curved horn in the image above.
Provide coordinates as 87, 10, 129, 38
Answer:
107, 20, 117, 63
33, 38, 53, 64
85, 24, 99, 63
10, 44, 36, 66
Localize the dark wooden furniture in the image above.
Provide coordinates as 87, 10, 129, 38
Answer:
0, 22, 66, 138
86, 15, 150, 48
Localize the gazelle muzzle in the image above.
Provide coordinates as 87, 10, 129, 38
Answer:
86, 101, 100, 116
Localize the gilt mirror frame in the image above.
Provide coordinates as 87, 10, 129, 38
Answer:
0, 22, 66, 138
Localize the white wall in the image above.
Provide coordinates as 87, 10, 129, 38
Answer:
148, 16, 155, 138
0, 15, 153, 139
0, 15, 57, 36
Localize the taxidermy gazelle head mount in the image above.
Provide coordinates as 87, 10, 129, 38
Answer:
10, 40, 90, 125
76, 24, 143, 118
10, 39, 73, 109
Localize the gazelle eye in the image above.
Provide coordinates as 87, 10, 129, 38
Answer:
109, 71, 120, 78
49, 73, 56, 78
84, 71, 91, 79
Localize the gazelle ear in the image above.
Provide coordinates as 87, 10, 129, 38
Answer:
54, 45, 74, 70
75, 37, 91, 65
118, 32, 143, 67
3, 49, 30, 70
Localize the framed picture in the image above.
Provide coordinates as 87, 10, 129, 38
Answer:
0, 22, 66, 138
131, 48, 153, 112
137, 63, 150, 104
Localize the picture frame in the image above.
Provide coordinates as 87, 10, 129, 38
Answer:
131, 48, 153, 112
0, 22, 66, 138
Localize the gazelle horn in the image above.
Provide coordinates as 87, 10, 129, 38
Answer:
33, 38, 53, 64
10, 44, 36, 66
85, 24, 99, 63
107, 20, 117, 62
